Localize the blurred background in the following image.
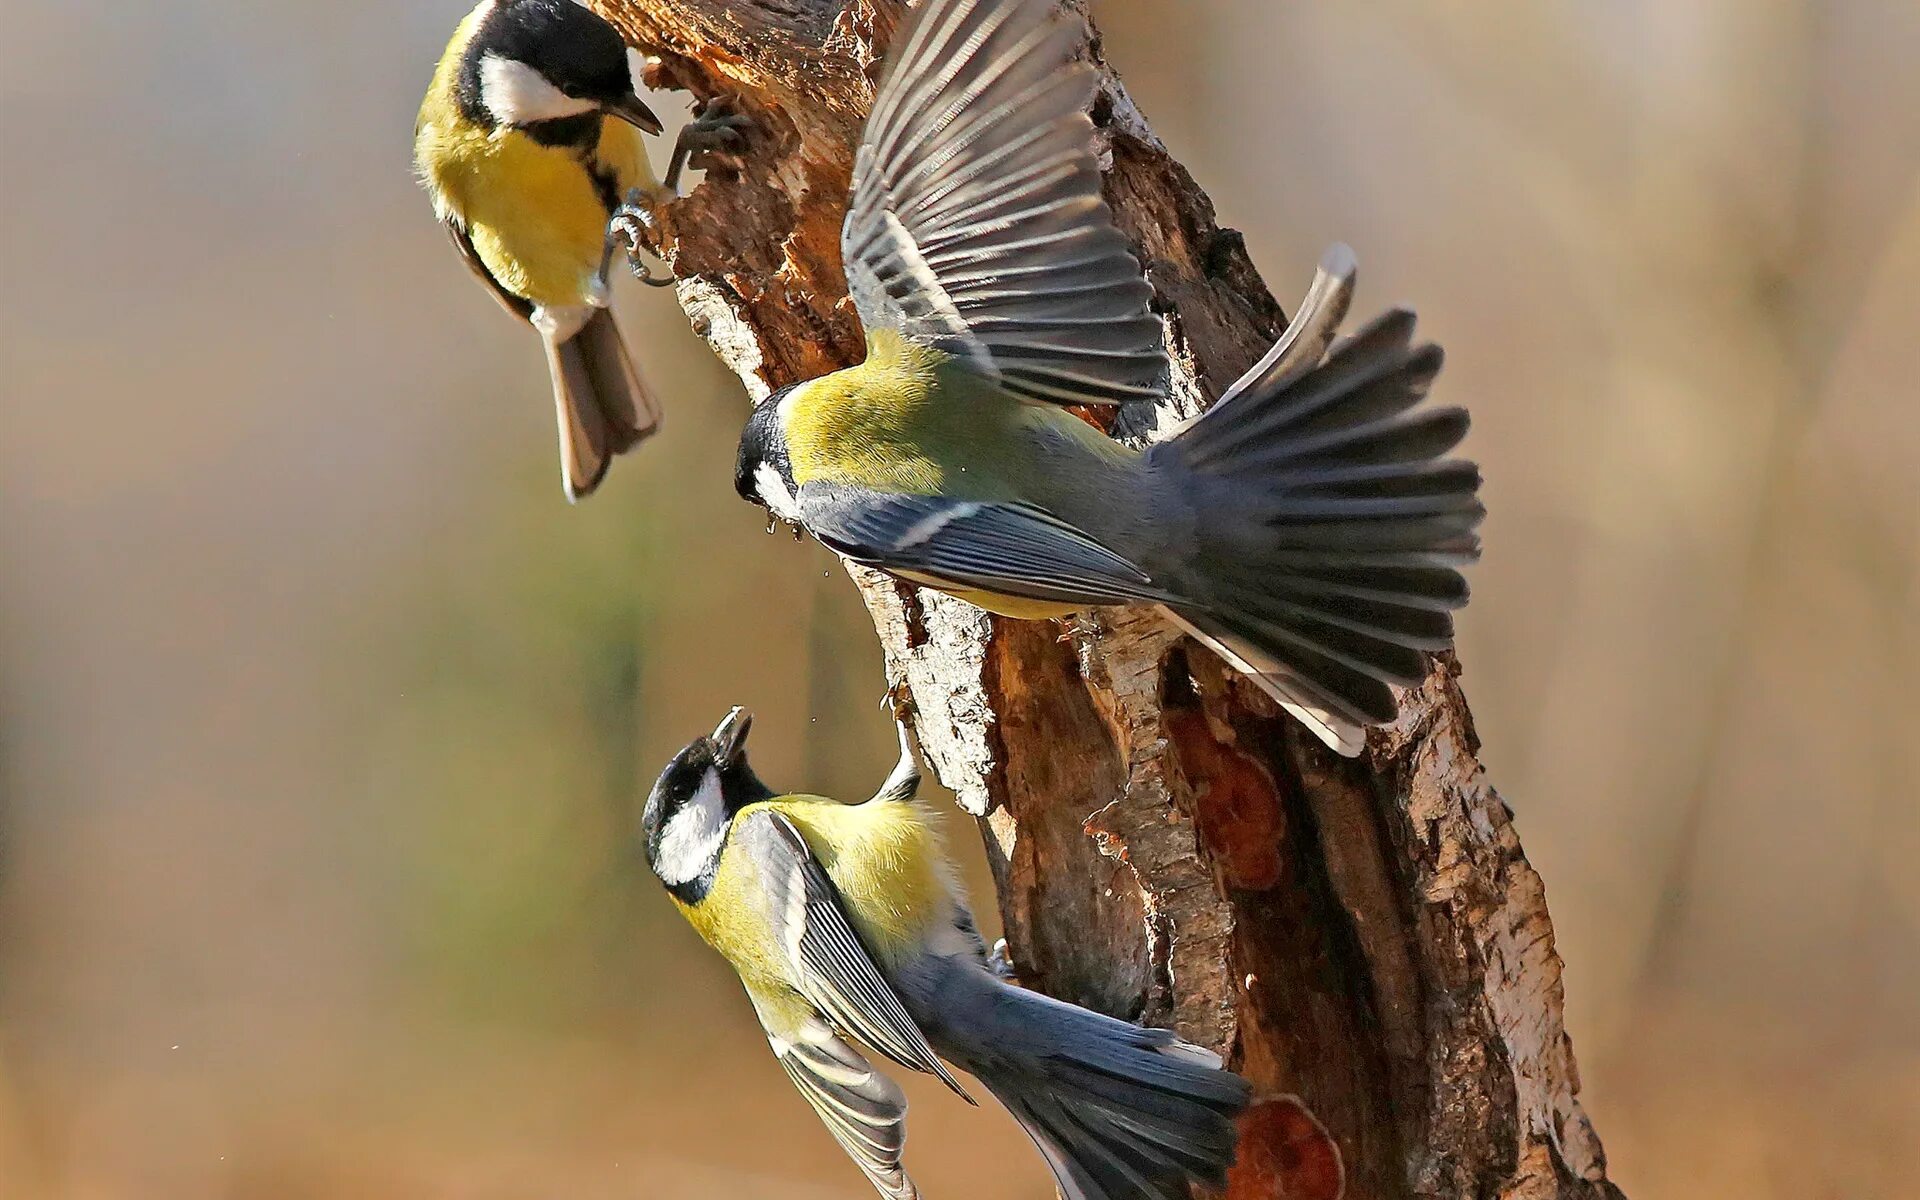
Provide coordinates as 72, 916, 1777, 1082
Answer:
2, 0, 1915, 1196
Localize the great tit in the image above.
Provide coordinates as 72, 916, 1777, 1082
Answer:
729, 0, 1482, 755
642, 707, 1251, 1200
415, 0, 670, 501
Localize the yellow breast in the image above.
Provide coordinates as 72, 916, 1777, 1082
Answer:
418, 118, 647, 310
895, 573, 1083, 619
784, 331, 954, 492
774, 795, 952, 967
674, 795, 952, 1005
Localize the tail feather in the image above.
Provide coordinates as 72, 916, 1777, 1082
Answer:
1183, 308, 1426, 468
1041, 1058, 1241, 1164
910, 961, 1250, 1200
1157, 250, 1482, 754
1192, 611, 1401, 723
1229, 609, 1429, 687
1237, 409, 1471, 480
1255, 561, 1471, 612
1289, 458, 1481, 501
1211, 242, 1356, 405
1259, 509, 1483, 553
1219, 583, 1456, 654
1272, 338, 1444, 440
1261, 545, 1478, 571
1256, 488, 1481, 525
1010, 1093, 1169, 1200
540, 307, 662, 502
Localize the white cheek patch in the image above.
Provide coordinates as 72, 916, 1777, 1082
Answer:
755, 463, 802, 522
655, 770, 728, 886
480, 54, 598, 126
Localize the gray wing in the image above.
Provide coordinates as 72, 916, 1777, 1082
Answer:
743, 810, 970, 1098
760, 1009, 919, 1200
799, 485, 1178, 607
442, 218, 533, 322
842, 0, 1165, 408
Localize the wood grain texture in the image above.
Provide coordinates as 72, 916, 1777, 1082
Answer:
592, 2, 1624, 1195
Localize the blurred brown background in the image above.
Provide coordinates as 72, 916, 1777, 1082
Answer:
2, 1, 1915, 1197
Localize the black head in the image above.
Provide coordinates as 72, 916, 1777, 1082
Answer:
734, 383, 800, 518
640, 707, 776, 903
457, 0, 661, 138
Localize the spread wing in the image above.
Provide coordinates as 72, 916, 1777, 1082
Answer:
442, 218, 532, 322
842, 0, 1165, 408
761, 1010, 920, 1200
741, 809, 970, 1099
799, 485, 1178, 607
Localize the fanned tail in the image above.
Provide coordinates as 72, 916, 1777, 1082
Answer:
1162, 247, 1482, 754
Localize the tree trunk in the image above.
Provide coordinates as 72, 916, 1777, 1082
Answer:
593, 3, 1624, 1196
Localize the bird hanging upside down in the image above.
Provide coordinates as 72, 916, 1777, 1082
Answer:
642, 707, 1254, 1200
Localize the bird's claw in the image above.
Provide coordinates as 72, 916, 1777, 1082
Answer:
608, 190, 676, 286
665, 95, 752, 192
608, 99, 753, 286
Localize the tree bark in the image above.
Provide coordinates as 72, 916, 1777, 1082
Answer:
593, 3, 1624, 1196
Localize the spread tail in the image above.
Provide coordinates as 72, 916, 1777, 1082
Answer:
541, 306, 662, 502
912, 960, 1250, 1200
1161, 246, 1482, 754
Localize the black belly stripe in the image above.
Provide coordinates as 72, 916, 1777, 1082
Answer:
492, 115, 622, 215
587, 160, 622, 217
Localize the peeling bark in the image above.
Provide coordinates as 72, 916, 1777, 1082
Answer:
593, 2, 1623, 1196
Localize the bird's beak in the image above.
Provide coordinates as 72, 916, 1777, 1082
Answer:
608, 92, 663, 135
710, 706, 752, 767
